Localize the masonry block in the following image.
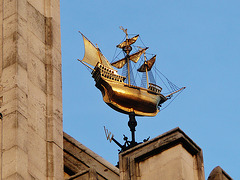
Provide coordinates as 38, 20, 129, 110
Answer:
28, 128, 47, 176
3, 0, 17, 19
28, 32, 45, 63
17, 0, 27, 20
2, 146, 30, 179
119, 128, 205, 180
27, 0, 45, 16
28, 54, 46, 92
3, 34, 17, 68
27, 2, 45, 43
2, 111, 28, 152
3, 14, 17, 39
17, 34, 28, 70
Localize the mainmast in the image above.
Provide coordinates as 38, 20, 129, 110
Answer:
120, 26, 132, 85
113, 27, 148, 85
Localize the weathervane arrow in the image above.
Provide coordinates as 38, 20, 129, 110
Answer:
104, 126, 123, 149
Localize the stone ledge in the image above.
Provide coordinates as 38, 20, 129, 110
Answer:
120, 127, 201, 160
64, 132, 119, 180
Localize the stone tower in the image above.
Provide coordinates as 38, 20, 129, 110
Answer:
0, 0, 63, 179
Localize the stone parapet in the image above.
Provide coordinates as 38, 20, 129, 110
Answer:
119, 127, 205, 180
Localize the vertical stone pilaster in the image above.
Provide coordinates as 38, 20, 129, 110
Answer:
0, 0, 63, 179
0, 1, 3, 178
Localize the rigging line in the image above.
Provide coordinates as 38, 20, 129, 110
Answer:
155, 68, 172, 83
155, 68, 180, 90
136, 57, 145, 87
160, 89, 184, 111
156, 73, 170, 92
122, 63, 128, 78
143, 52, 155, 56
148, 70, 155, 84
168, 81, 176, 92
135, 56, 146, 85
131, 60, 139, 85
138, 35, 147, 48
128, 61, 136, 85
140, 73, 147, 88
128, 33, 138, 36
168, 81, 176, 88
111, 50, 122, 63
155, 69, 171, 92
168, 81, 179, 91
171, 82, 179, 92
135, 70, 142, 86
118, 35, 127, 45
111, 47, 118, 63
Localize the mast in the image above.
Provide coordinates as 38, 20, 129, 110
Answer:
137, 55, 156, 88
115, 27, 147, 85
139, 47, 149, 89
144, 53, 149, 88
126, 33, 131, 85
120, 26, 132, 85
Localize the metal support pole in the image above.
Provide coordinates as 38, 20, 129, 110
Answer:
128, 112, 137, 145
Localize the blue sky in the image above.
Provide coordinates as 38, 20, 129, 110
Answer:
61, 1, 240, 179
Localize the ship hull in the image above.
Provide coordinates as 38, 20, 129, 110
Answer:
94, 76, 167, 116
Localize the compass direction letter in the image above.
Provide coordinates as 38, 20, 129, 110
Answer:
104, 126, 114, 143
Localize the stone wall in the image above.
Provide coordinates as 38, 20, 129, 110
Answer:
0, 0, 63, 179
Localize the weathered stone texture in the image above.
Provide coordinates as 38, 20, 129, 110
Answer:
0, 0, 63, 179
119, 128, 205, 180
64, 133, 120, 180
138, 144, 196, 179
207, 166, 233, 180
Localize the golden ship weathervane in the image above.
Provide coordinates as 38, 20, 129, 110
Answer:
78, 27, 185, 150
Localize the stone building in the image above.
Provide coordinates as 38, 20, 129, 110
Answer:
63, 128, 232, 180
0, 0, 233, 179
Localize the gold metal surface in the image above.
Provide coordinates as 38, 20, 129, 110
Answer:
92, 65, 167, 116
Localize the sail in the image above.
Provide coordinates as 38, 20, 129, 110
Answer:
99, 53, 114, 69
80, 32, 114, 70
137, 55, 156, 72
116, 35, 139, 48
129, 47, 148, 63
111, 59, 127, 69
111, 47, 148, 69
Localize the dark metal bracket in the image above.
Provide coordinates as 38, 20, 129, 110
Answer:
104, 112, 150, 153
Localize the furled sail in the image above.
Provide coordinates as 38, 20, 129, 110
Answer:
111, 59, 127, 69
80, 32, 114, 70
137, 55, 156, 72
111, 47, 148, 69
116, 35, 139, 48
